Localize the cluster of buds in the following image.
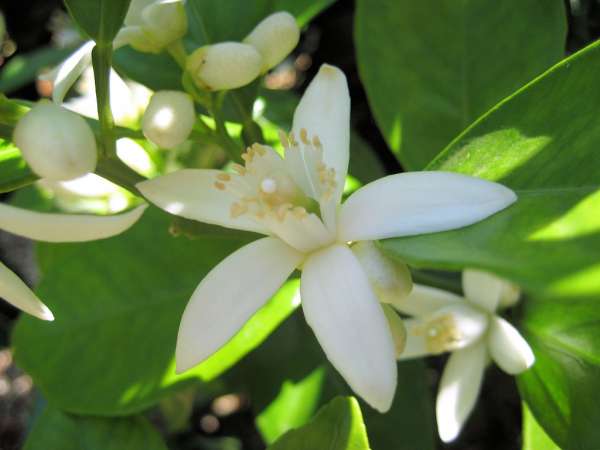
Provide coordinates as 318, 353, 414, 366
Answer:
186, 12, 300, 91
115, 0, 187, 53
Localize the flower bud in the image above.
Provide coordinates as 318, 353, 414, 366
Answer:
352, 240, 413, 304
117, 0, 187, 53
142, 91, 195, 149
13, 102, 97, 181
186, 42, 262, 91
244, 12, 300, 73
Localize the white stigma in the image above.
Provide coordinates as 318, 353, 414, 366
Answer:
260, 177, 277, 194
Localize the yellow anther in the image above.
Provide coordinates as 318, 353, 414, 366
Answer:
252, 143, 266, 156
241, 152, 252, 162
232, 163, 246, 175
288, 132, 298, 146
214, 181, 226, 191
217, 173, 231, 181
300, 128, 310, 145
230, 202, 248, 218
312, 135, 322, 148
293, 206, 308, 219
278, 130, 290, 148
276, 203, 292, 221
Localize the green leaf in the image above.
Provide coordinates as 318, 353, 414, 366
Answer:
227, 311, 434, 450
0, 46, 75, 94
517, 295, 600, 449
267, 396, 370, 450
522, 403, 561, 450
12, 205, 299, 415
24, 407, 167, 450
113, 47, 183, 91
382, 40, 600, 300
187, 0, 336, 45
64, 0, 131, 44
355, 0, 567, 169
0, 140, 36, 192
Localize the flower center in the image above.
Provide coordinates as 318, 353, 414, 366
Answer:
212, 129, 337, 224
414, 314, 463, 354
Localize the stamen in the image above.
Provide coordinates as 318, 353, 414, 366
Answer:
232, 163, 246, 175
278, 130, 290, 148
312, 135, 322, 149
288, 132, 298, 146
217, 173, 231, 181
230, 202, 248, 218
300, 128, 310, 145
413, 314, 462, 354
214, 181, 226, 191
293, 206, 308, 219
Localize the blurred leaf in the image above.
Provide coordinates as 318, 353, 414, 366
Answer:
64, 0, 131, 44
12, 204, 299, 415
382, 40, 600, 300
0, 140, 36, 192
267, 396, 370, 450
24, 407, 167, 450
0, 46, 75, 94
113, 47, 183, 91
522, 403, 561, 450
518, 295, 600, 449
355, 0, 567, 169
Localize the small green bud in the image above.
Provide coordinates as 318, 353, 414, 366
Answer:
186, 42, 262, 91
244, 12, 300, 73
142, 91, 195, 149
13, 102, 97, 181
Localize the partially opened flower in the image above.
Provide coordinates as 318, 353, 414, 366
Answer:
0, 203, 146, 321
137, 64, 517, 412
392, 270, 533, 442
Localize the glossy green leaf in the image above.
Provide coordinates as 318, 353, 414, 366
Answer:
382, 40, 600, 300
517, 295, 600, 449
0, 46, 75, 94
522, 403, 561, 450
0, 140, 36, 192
64, 0, 131, 43
12, 204, 299, 415
187, 0, 336, 45
355, 0, 567, 169
267, 396, 370, 450
113, 47, 183, 92
24, 407, 167, 450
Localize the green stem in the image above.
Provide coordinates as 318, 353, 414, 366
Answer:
210, 92, 243, 163
91, 44, 116, 158
95, 157, 146, 196
166, 40, 188, 69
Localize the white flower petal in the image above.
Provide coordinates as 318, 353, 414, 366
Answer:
398, 318, 430, 360
436, 340, 487, 443
338, 171, 517, 242
137, 169, 269, 235
292, 64, 350, 203
488, 316, 535, 375
51, 41, 95, 104
300, 244, 397, 412
389, 283, 462, 317
463, 269, 520, 313
382, 303, 407, 356
176, 237, 304, 372
0, 203, 146, 242
0, 261, 53, 321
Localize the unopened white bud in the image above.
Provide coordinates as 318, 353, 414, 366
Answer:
352, 240, 413, 304
186, 42, 262, 91
244, 12, 300, 73
117, 0, 187, 53
142, 91, 195, 149
13, 102, 97, 181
